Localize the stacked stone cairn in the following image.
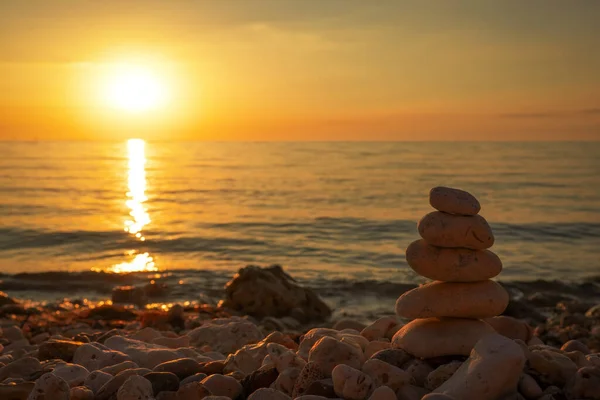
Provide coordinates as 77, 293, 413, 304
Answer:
393, 186, 509, 358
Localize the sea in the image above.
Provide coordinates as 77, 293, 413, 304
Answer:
1, 141, 599, 319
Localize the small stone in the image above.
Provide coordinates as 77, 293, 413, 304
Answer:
292, 362, 326, 398
304, 378, 335, 398
295, 396, 329, 400
529, 349, 578, 386
297, 328, 340, 360
153, 358, 203, 380
308, 336, 364, 375
396, 280, 509, 319
369, 348, 412, 368
425, 361, 462, 390
361, 317, 399, 341
95, 369, 151, 400
0, 357, 42, 382
392, 318, 495, 358
247, 387, 291, 400
433, 334, 526, 400
368, 385, 396, 400
73, 343, 131, 371
334, 319, 367, 332
483, 316, 532, 342
70, 386, 95, 400
362, 359, 411, 390
180, 373, 208, 386
406, 239, 501, 282
156, 391, 178, 400
0, 382, 34, 399
143, 372, 180, 395
568, 366, 600, 399
129, 327, 163, 343
2, 326, 25, 342
38, 340, 84, 362
418, 211, 494, 249
100, 361, 139, 375
422, 394, 455, 400
561, 339, 590, 354
187, 319, 264, 355
429, 186, 480, 215
27, 372, 70, 400
116, 375, 154, 400
241, 366, 279, 397
152, 336, 190, 349
364, 341, 391, 359
267, 343, 306, 373
518, 373, 543, 399
272, 367, 301, 396
176, 381, 212, 400
83, 370, 112, 394
52, 363, 90, 387
332, 364, 374, 400
404, 359, 433, 387
201, 374, 243, 398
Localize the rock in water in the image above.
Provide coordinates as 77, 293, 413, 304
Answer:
433, 333, 525, 400
405, 239, 502, 282
429, 186, 481, 215
418, 212, 494, 249
392, 317, 495, 358
219, 265, 331, 321
395, 280, 509, 319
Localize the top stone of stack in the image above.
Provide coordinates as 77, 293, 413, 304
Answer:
429, 186, 481, 216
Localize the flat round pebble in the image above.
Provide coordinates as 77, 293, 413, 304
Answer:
418, 211, 495, 249
429, 186, 480, 215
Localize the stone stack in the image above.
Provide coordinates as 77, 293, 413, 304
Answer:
392, 186, 509, 358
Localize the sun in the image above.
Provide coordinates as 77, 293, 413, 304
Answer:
104, 65, 167, 112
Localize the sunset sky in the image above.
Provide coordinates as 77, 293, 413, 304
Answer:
1, 1, 599, 141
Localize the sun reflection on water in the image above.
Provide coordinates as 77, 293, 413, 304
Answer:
107, 139, 158, 273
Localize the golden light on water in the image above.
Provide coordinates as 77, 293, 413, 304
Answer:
106, 139, 158, 273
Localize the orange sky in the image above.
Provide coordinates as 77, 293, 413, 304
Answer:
1, 1, 599, 140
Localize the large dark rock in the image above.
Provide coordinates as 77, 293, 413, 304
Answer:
219, 265, 331, 322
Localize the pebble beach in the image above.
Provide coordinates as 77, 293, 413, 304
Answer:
1, 187, 599, 400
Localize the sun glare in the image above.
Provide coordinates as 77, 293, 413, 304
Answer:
105, 65, 167, 112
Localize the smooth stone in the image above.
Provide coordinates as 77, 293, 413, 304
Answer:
95, 369, 151, 400
151, 336, 190, 349
240, 366, 278, 397
176, 381, 212, 399
0, 382, 34, 400
333, 319, 367, 332
418, 211, 494, 249
361, 359, 411, 390
52, 363, 90, 387
153, 358, 202, 380
433, 333, 526, 400
187, 318, 264, 355
295, 396, 330, 400
83, 370, 112, 394
518, 373, 543, 399
38, 340, 84, 362
568, 366, 600, 399
332, 364, 374, 400
272, 367, 301, 396
422, 395, 456, 400
429, 186, 480, 216
368, 385, 396, 400
2, 326, 25, 342
27, 372, 70, 400
100, 361, 139, 375
529, 349, 578, 386
404, 359, 434, 387
70, 386, 95, 400
483, 316, 532, 342
561, 340, 590, 354
405, 239, 502, 282
297, 328, 341, 360
156, 391, 178, 400
360, 317, 399, 341
180, 373, 208, 386
395, 280, 509, 319
0, 357, 42, 381
369, 348, 412, 369
143, 372, 180, 395
201, 374, 243, 398
73, 343, 131, 371
425, 361, 462, 390
116, 375, 153, 400
308, 336, 365, 376
364, 341, 391, 359
392, 318, 495, 358
247, 387, 291, 400
266, 343, 306, 373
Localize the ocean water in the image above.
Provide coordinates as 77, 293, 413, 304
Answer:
0, 141, 599, 307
